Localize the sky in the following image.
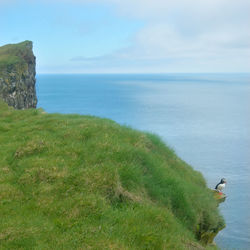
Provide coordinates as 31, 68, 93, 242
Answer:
0, 0, 249, 73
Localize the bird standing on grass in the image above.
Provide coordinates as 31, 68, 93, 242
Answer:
215, 178, 227, 193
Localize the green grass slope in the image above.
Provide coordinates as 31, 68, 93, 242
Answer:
0, 41, 33, 69
0, 101, 224, 249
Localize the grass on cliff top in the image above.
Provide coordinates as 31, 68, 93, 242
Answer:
0, 41, 33, 69
0, 100, 223, 249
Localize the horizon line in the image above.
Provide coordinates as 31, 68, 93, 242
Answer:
36, 72, 250, 75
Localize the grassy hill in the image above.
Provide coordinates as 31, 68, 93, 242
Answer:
0, 100, 224, 249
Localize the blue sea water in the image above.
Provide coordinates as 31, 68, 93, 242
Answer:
37, 74, 250, 249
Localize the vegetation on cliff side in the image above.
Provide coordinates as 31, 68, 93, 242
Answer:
0, 41, 34, 70
0, 100, 224, 249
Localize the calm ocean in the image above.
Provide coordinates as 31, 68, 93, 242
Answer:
37, 74, 250, 249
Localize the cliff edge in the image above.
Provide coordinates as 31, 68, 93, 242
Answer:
0, 41, 37, 109
0, 100, 225, 249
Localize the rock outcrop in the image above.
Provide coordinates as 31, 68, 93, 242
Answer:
0, 41, 37, 109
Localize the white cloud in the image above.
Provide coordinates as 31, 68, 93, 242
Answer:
113, 0, 250, 72
65, 0, 250, 72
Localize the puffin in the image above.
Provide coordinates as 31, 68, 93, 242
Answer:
215, 178, 226, 193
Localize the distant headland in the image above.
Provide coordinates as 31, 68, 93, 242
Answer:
0, 41, 37, 109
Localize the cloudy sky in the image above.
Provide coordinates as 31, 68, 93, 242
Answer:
1, 0, 249, 73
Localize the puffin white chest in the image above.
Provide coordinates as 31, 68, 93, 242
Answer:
217, 183, 225, 191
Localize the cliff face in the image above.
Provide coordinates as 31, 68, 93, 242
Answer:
0, 41, 37, 109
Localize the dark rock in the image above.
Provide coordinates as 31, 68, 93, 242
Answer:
0, 41, 37, 109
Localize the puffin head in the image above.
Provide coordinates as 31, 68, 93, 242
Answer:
221, 178, 226, 184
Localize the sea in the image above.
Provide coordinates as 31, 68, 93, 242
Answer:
36, 73, 250, 249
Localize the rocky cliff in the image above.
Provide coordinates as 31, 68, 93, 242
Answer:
0, 41, 37, 109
